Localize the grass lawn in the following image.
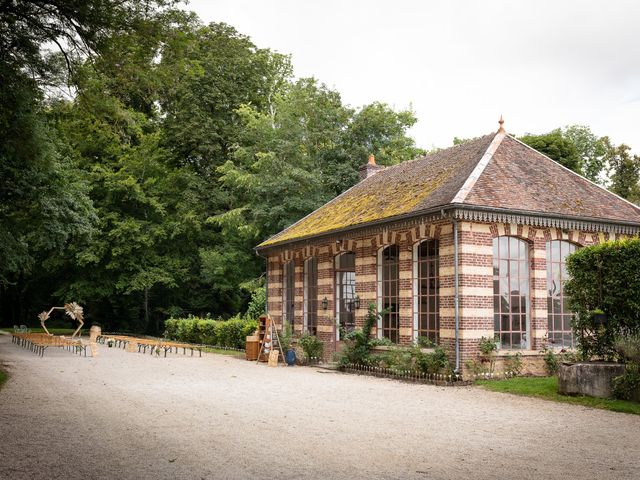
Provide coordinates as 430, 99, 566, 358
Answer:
201, 347, 245, 357
477, 376, 640, 415
1, 327, 77, 335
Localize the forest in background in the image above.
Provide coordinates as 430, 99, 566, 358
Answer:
1, 1, 639, 333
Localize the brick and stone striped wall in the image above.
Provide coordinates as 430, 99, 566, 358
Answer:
265, 219, 627, 368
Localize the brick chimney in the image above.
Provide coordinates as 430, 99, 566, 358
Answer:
359, 154, 384, 181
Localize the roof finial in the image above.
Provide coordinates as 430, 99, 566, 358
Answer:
498, 115, 505, 134
368, 153, 376, 165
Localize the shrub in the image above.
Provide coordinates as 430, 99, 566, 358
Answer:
565, 239, 640, 359
614, 334, 640, 363
613, 363, 640, 401
277, 321, 293, 352
245, 287, 266, 321
164, 316, 257, 349
415, 345, 451, 375
503, 352, 523, 376
299, 334, 323, 362
542, 347, 560, 376
337, 304, 379, 366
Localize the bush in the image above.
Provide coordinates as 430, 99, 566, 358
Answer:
542, 347, 560, 375
164, 316, 258, 349
414, 345, 451, 375
613, 363, 640, 401
503, 352, 523, 376
299, 334, 324, 362
541, 347, 579, 376
565, 239, 640, 359
337, 304, 379, 366
245, 287, 266, 321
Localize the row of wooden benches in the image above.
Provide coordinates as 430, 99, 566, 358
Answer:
11, 333, 88, 357
96, 335, 204, 357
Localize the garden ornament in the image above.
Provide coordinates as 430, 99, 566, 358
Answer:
38, 302, 85, 338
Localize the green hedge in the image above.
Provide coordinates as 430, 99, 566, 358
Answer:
164, 316, 258, 350
565, 238, 640, 359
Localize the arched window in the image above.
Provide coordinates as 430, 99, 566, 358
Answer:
546, 240, 578, 348
378, 245, 400, 343
493, 237, 530, 349
335, 252, 356, 340
282, 260, 295, 327
303, 257, 318, 335
413, 240, 439, 343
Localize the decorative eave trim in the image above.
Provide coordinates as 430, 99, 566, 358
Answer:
452, 206, 640, 235
451, 132, 505, 203
257, 204, 640, 255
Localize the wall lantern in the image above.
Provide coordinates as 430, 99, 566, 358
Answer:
353, 295, 361, 310
322, 297, 329, 310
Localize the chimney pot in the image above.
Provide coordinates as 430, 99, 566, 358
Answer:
359, 154, 384, 181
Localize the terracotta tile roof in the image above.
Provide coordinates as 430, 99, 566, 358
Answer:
258, 132, 640, 248
464, 135, 640, 223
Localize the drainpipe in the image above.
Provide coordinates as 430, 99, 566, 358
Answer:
453, 218, 460, 374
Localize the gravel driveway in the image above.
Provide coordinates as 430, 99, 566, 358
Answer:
0, 332, 638, 480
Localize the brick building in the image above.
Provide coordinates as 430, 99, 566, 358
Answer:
255, 121, 640, 375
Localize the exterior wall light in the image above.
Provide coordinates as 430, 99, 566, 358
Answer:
322, 297, 329, 310
353, 295, 361, 309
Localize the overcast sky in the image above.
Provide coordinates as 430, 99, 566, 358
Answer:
185, 0, 640, 152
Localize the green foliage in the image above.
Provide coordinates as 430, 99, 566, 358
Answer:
477, 376, 640, 415
337, 304, 451, 375
414, 345, 451, 375
542, 347, 561, 376
562, 125, 607, 184
298, 334, 324, 362
613, 363, 640, 401
605, 138, 640, 204
245, 287, 266, 321
614, 334, 640, 363
278, 321, 293, 352
519, 129, 582, 174
564, 239, 640, 359
503, 352, 523, 377
164, 316, 258, 349
337, 304, 379, 366
466, 336, 498, 377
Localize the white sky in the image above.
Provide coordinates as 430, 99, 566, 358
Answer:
185, 0, 640, 152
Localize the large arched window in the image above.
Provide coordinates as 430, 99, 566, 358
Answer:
303, 257, 318, 335
413, 240, 439, 343
546, 240, 578, 348
493, 237, 530, 349
335, 252, 356, 340
282, 260, 295, 327
378, 245, 400, 343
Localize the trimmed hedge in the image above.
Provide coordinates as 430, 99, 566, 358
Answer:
164, 316, 258, 350
565, 238, 640, 359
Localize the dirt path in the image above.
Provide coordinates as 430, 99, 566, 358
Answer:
0, 333, 638, 480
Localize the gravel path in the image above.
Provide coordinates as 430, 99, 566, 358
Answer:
0, 332, 638, 480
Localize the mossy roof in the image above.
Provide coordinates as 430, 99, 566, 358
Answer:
258, 132, 640, 249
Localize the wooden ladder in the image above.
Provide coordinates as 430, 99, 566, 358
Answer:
256, 315, 286, 366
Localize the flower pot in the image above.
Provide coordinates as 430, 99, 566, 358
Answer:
285, 348, 297, 366
592, 313, 608, 327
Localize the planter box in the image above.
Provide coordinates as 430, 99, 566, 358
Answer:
558, 362, 626, 399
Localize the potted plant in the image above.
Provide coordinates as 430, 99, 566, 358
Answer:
279, 321, 296, 366
590, 308, 608, 328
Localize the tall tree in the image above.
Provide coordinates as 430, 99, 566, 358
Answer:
519, 129, 582, 174
605, 138, 640, 204
562, 125, 607, 184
